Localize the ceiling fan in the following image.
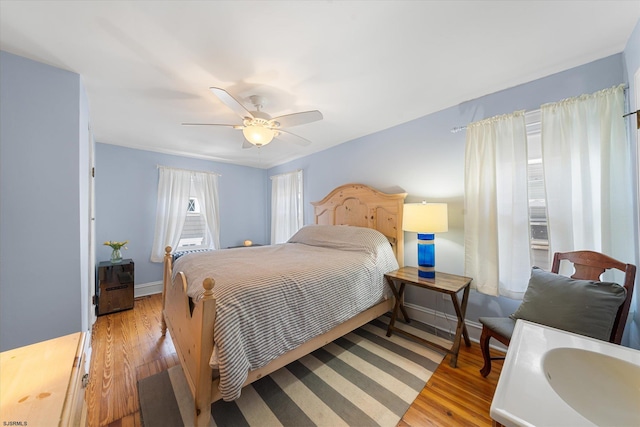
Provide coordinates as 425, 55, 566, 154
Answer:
183, 87, 323, 148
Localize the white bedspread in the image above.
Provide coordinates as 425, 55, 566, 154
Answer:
172, 225, 398, 401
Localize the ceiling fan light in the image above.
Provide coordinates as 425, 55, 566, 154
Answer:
242, 124, 274, 146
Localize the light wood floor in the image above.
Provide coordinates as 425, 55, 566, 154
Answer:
86, 294, 504, 427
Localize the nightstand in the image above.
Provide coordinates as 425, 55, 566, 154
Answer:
96, 259, 134, 316
385, 266, 472, 367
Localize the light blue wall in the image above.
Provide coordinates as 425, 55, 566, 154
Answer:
0, 51, 89, 351
268, 53, 628, 326
95, 144, 268, 285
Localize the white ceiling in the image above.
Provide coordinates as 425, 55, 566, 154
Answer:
1, 1, 638, 168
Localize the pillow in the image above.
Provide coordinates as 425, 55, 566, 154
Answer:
287, 224, 388, 254
510, 267, 627, 341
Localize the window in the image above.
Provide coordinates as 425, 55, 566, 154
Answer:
177, 196, 207, 249
271, 170, 303, 244
465, 86, 631, 298
150, 167, 220, 262
187, 198, 198, 213
525, 110, 550, 270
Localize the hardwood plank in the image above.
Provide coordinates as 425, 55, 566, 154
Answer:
400, 341, 503, 427
87, 293, 504, 426
88, 296, 177, 426
99, 315, 115, 424
86, 320, 103, 427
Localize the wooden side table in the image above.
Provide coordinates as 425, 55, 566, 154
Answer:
385, 266, 472, 367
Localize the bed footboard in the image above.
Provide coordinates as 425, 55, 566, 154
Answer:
162, 246, 216, 426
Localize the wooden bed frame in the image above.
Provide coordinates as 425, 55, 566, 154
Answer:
161, 183, 407, 426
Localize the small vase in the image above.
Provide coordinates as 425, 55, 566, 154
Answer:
111, 249, 122, 264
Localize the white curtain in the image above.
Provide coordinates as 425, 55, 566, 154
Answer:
150, 168, 191, 262
541, 85, 634, 277
464, 111, 532, 298
192, 172, 221, 250
271, 170, 303, 244
150, 167, 220, 262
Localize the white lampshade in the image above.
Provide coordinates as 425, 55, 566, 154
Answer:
243, 124, 274, 146
403, 202, 448, 233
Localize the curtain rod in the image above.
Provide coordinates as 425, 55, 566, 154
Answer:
269, 169, 302, 179
623, 110, 640, 130
156, 164, 221, 176
270, 169, 302, 180
450, 109, 541, 134
451, 84, 629, 134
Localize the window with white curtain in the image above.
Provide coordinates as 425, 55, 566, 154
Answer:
465, 84, 635, 299
150, 167, 220, 262
271, 170, 303, 244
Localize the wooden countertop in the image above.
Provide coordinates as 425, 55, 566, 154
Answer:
0, 332, 82, 426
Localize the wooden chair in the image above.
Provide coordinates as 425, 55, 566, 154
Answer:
479, 250, 636, 377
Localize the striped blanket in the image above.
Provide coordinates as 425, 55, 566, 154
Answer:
173, 225, 399, 401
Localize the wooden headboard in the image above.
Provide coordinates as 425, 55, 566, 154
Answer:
311, 183, 407, 267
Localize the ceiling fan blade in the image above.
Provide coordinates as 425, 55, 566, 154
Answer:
182, 123, 242, 128
275, 129, 312, 146
271, 110, 323, 128
209, 87, 254, 120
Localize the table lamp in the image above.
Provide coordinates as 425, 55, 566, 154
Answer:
403, 202, 448, 279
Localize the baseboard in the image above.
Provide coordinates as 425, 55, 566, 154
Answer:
404, 302, 508, 352
135, 281, 163, 298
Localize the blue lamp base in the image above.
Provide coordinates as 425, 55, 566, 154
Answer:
417, 233, 435, 279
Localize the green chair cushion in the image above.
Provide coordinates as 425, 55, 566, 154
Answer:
510, 267, 627, 341
479, 317, 517, 340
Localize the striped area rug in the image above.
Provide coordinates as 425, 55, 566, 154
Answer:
138, 317, 446, 427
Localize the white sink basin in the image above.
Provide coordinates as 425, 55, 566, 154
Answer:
491, 320, 640, 427
542, 347, 640, 426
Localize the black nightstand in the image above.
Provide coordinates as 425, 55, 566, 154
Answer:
96, 259, 134, 316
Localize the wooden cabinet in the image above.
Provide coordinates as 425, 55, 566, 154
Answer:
96, 259, 134, 316
0, 332, 90, 426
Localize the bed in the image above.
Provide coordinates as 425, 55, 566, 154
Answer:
160, 183, 407, 426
